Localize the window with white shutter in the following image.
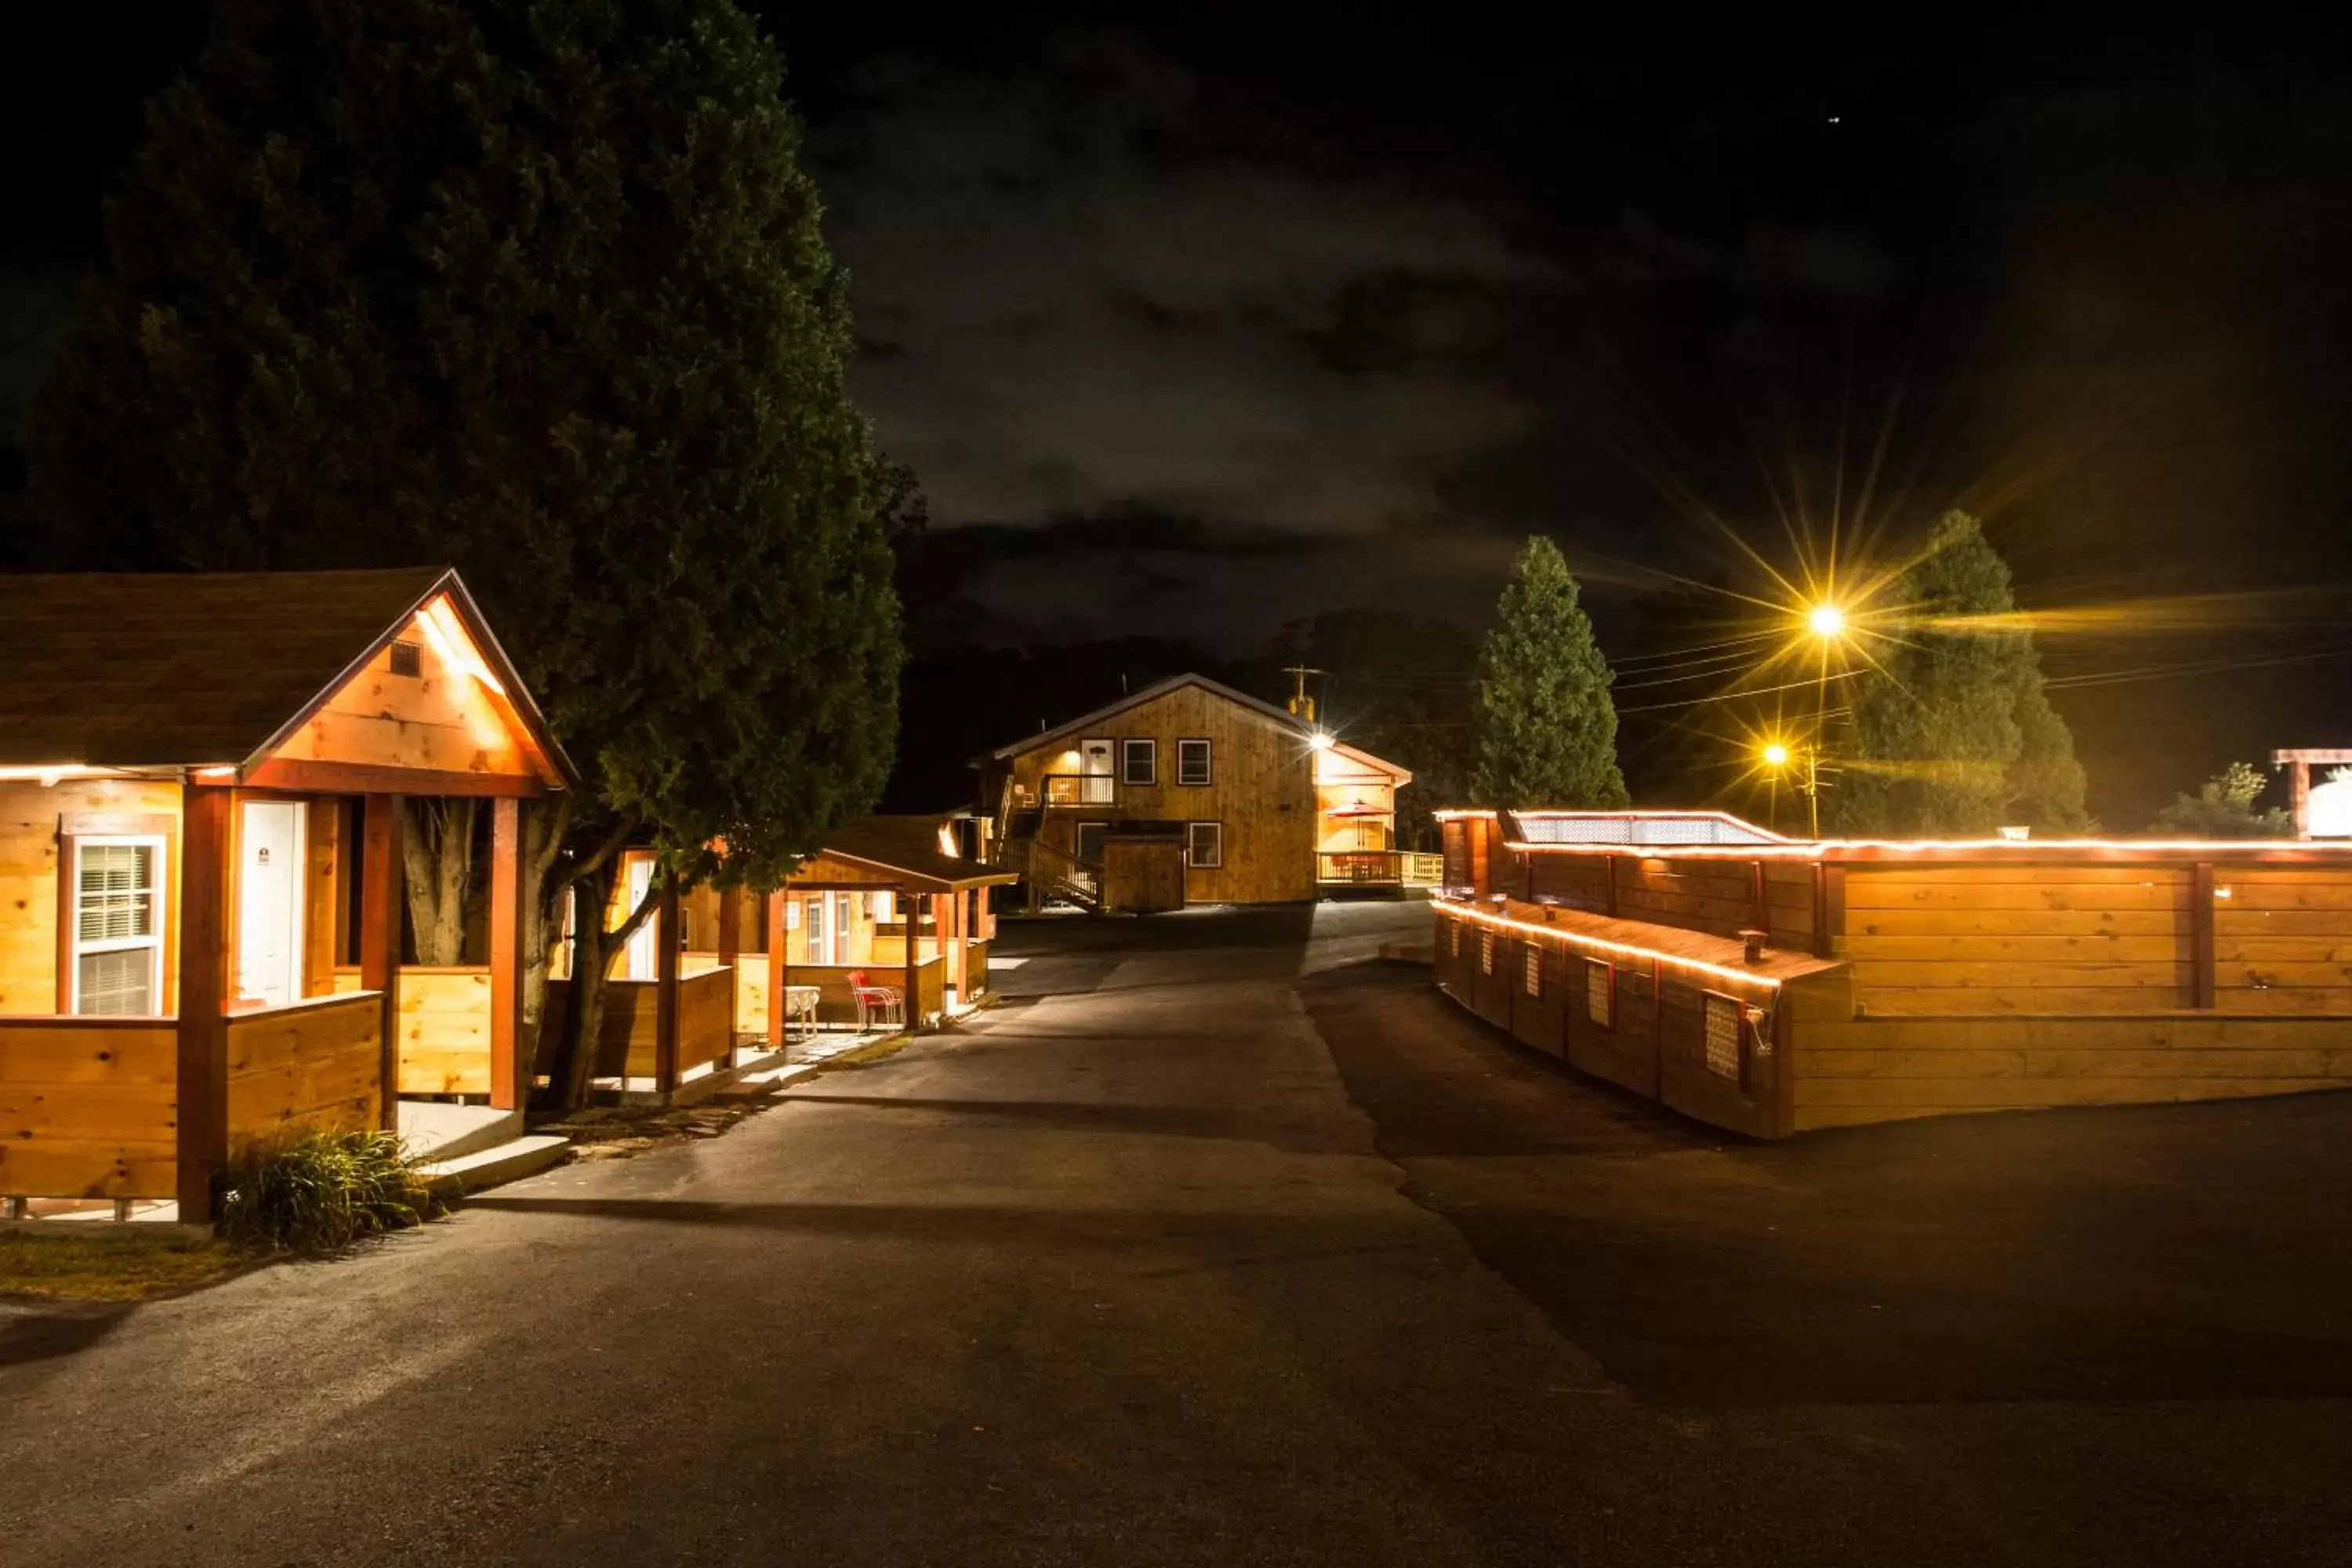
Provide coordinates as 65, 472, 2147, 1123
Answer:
1585, 960, 1613, 1027
73, 839, 164, 1015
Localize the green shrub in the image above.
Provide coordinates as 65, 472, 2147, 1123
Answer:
217, 1129, 442, 1252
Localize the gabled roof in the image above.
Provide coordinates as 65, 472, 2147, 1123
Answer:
989, 672, 1410, 781
790, 814, 1017, 892
0, 567, 577, 786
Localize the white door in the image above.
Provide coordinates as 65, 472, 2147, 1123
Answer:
1080, 739, 1114, 804
237, 800, 305, 1008
624, 857, 659, 980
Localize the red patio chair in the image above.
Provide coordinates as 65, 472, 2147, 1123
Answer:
845, 969, 904, 1029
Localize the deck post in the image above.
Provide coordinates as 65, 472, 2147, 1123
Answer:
174, 783, 234, 1223
715, 888, 741, 1066
488, 798, 524, 1109
767, 891, 787, 1047
2191, 862, 2218, 1008
360, 793, 405, 1131
901, 884, 920, 1033
654, 877, 681, 1098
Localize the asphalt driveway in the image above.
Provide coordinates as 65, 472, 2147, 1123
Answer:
1, 899, 2346, 1566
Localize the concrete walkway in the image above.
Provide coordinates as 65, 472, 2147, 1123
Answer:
1, 900, 2345, 1566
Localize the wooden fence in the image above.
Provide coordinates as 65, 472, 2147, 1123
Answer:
224, 992, 384, 1157
0, 1016, 179, 1200
1439, 823, 2352, 1134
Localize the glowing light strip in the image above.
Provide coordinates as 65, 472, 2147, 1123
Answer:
1433, 897, 1785, 989
1500, 835, 2352, 860
416, 597, 508, 697
0, 763, 131, 785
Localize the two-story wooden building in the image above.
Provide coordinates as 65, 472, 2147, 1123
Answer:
981, 674, 1422, 911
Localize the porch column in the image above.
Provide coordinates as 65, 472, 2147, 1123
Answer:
900, 884, 919, 1033
174, 783, 234, 1222
488, 797, 524, 1111
946, 885, 964, 1004
360, 794, 405, 1131
767, 891, 787, 1047
715, 887, 742, 1069
654, 876, 681, 1097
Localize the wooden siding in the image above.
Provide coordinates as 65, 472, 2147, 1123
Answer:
1843, 865, 2198, 1014
394, 967, 493, 1095
1432, 901, 1811, 1138
1102, 837, 1186, 913
0, 1017, 180, 1199
1007, 684, 1321, 904
2212, 863, 2352, 1012
0, 776, 183, 1014
1792, 1007, 2352, 1128
1516, 848, 1816, 950
223, 992, 383, 1157
263, 607, 544, 782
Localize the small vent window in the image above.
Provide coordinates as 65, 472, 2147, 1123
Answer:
1523, 944, 1543, 996
1586, 960, 1613, 1027
389, 639, 423, 677
1704, 993, 1743, 1079
1479, 931, 1496, 975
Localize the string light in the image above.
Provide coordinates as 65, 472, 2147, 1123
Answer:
1434, 896, 1791, 989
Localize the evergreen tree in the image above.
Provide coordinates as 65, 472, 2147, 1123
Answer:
1469, 537, 1628, 808
24, 0, 900, 1102
1834, 510, 2087, 834
2150, 762, 2291, 837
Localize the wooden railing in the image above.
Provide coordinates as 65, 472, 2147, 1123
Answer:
1027, 838, 1102, 909
1041, 773, 1116, 808
0, 1014, 180, 1201
226, 991, 385, 1157
1317, 850, 1413, 885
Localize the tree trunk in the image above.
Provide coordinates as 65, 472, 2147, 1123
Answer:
545, 854, 663, 1110
517, 798, 570, 1082
401, 798, 480, 965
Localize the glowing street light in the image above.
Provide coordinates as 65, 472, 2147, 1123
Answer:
1307, 731, 1335, 753
1806, 603, 1847, 640
1758, 737, 1825, 840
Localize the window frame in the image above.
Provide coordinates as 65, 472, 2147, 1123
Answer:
1522, 942, 1544, 997
1702, 991, 1744, 1080
1174, 738, 1213, 787
1584, 958, 1615, 1028
1185, 821, 1224, 869
1479, 930, 1496, 975
1120, 737, 1158, 787
67, 833, 168, 1017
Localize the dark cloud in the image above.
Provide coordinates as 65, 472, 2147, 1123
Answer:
815, 40, 1564, 577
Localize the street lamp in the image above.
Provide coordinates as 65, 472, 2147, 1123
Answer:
1806, 603, 1846, 640
1759, 738, 1825, 840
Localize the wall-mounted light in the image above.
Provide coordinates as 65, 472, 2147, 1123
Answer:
1308, 731, 1335, 753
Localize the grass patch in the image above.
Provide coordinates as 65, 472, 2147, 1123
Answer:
219, 1128, 443, 1253
0, 1230, 240, 1301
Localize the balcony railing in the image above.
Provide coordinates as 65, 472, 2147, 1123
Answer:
1317, 850, 1446, 887
1040, 773, 1117, 808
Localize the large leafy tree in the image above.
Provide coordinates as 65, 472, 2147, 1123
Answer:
1469, 536, 1628, 809
1835, 510, 2087, 834
24, 0, 900, 1101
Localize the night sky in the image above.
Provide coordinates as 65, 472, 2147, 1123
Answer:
5, 8, 2349, 822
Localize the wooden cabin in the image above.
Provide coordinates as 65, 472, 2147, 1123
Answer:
1433, 808, 2352, 1138
981, 673, 1428, 911
0, 569, 575, 1219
